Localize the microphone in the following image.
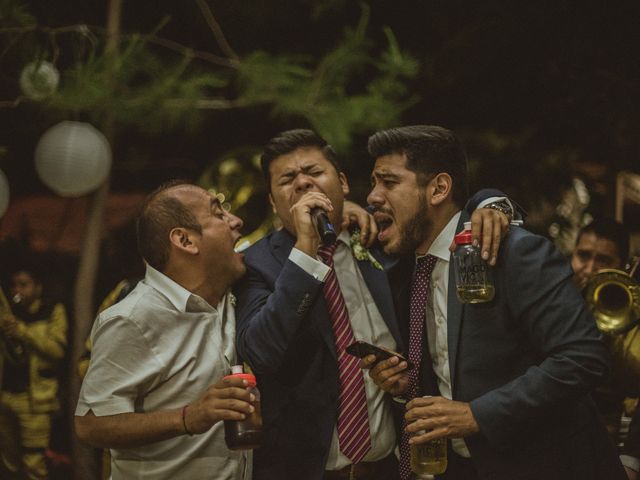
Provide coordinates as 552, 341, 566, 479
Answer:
310, 208, 337, 245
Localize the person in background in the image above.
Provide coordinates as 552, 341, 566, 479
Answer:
571, 217, 629, 290
0, 265, 68, 480
569, 218, 640, 480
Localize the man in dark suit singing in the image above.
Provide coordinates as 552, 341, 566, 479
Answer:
364, 125, 626, 480
234, 129, 511, 480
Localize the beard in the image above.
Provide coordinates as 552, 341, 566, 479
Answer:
387, 191, 432, 256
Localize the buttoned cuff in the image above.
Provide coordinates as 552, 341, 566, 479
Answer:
289, 248, 331, 282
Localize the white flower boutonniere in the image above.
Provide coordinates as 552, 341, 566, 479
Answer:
228, 292, 237, 307
349, 230, 383, 271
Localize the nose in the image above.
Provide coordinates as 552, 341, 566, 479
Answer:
227, 211, 244, 230
583, 258, 596, 277
367, 184, 383, 207
293, 173, 315, 193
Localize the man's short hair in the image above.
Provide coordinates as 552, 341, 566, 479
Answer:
260, 129, 341, 192
367, 125, 469, 207
576, 217, 630, 263
136, 181, 202, 272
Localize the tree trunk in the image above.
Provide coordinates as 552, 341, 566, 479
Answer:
70, 1, 121, 478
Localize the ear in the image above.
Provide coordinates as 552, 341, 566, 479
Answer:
169, 227, 199, 255
338, 172, 350, 197
269, 193, 277, 214
429, 173, 453, 206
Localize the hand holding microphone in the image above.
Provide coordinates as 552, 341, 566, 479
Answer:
310, 208, 337, 245
290, 192, 336, 256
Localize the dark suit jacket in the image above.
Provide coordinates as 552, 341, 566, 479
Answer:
234, 228, 403, 480
388, 208, 626, 479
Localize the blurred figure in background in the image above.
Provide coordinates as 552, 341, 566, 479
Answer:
0, 265, 68, 480
571, 217, 629, 290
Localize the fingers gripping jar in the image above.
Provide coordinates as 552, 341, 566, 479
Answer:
453, 222, 495, 303
223, 365, 263, 450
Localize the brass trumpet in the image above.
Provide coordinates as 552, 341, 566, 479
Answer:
584, 268, 640, 396
584, 269, 640, 334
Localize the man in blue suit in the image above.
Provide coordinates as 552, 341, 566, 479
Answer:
365, 125, 626, 480
234, 129, 511, 480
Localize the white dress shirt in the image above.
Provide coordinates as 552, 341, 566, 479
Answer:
76, 265, 250, 480
419, 211, 471, 457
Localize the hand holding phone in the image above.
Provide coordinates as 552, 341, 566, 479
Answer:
345, 340, 414, 370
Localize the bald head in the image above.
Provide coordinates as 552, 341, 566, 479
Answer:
136, 182, 203, 272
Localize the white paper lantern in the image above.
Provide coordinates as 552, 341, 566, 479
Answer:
0, 169, 9, 218
19, 61, 60, 100
35, 121, 112, 197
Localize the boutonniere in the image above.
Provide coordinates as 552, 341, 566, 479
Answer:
349, 230, 383, 270
228, 292, 237, 307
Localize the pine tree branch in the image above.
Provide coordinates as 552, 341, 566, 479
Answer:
0, 23, 238, 69
145, 35, 237, 68
195, 0, 240, 64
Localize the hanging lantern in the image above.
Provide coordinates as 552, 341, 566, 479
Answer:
0, 168, 9, 218
19, 61, 60, 101
35, 121, 112, 197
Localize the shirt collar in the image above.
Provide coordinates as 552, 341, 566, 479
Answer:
337, 229, 351, 246
416, 211, 461, 263
144, 264, 208, 313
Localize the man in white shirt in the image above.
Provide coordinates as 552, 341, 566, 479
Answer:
365, 125, 625, 480
75, 182, 255, 480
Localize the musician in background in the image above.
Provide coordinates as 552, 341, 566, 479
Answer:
571, 217, 629, 290
569, 218, 640, 479
0, 265, 68, 480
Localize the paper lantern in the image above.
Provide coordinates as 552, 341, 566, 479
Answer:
35, 121, 112, 197
0, 169, 9, 218
19, 61, 60, 100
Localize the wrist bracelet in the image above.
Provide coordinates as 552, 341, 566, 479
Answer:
483, 201, 513, 219
182, 405, 193, 436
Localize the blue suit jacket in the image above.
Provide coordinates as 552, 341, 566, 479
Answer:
387, 204, 625, 479
234, 228, 403, 480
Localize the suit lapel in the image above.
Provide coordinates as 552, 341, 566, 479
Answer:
447, 212, 468, 394
270, 229, 337, 359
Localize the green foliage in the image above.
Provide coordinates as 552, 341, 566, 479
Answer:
236, 5, 419, 152
0, 0, 34, 27
47, 34, 230, 132
3, 1, 418, 150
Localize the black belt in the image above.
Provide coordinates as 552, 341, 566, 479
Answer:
324, 454, 397, 480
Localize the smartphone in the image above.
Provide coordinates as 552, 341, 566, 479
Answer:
345, 340, 414, 370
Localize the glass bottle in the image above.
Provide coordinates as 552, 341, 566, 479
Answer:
453, 221, 495, 303
223, 365, 263, 450
410, 432, 447, 476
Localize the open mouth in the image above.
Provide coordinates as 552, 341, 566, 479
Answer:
373, 212, 394, 242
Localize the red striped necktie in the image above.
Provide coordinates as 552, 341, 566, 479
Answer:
318, 243, 372, 464
399, 254, 438, 480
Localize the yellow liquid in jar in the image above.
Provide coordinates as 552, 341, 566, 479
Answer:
410, 437, 447, 475
456, 284, 495, 303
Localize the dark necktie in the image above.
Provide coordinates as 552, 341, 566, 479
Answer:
318, 243, 372, 464
399, 254, 438, 480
